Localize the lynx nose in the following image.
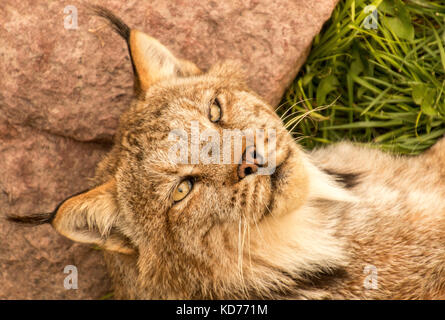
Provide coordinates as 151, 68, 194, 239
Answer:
238, 145, 264, 179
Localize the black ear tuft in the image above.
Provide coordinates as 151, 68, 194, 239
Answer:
88, 5, 130, 41
6, 212, 54, 226
6, 189, 89, 227
88, 5, 140, 92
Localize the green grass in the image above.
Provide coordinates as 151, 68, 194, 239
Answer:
99, 292, 114, 300
282, 0, 445, 154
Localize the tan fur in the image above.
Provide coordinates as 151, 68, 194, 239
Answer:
44, 8, 445, 299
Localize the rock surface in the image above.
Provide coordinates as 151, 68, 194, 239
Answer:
0, 0, 338, 299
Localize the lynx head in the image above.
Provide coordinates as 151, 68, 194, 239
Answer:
10, 7, 351, 298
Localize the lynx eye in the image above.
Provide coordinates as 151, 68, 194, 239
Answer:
209, 98, 221, 122
173, 179, 193, 202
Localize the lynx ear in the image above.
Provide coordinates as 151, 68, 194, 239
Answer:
129, 30, 201, 91
92, 6, 201, 92
51, 180, 135, 255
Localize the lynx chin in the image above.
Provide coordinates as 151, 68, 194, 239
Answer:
8, 6, 445, 299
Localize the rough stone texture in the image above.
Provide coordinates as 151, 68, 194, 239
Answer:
0, 0, 338, 299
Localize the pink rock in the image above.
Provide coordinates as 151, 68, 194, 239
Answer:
0, 0, 338, 298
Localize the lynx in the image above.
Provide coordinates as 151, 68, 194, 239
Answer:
8, 7, 445, 299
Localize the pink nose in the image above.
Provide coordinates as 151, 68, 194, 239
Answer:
238, 162, 258, 179
238, 146, 263, 179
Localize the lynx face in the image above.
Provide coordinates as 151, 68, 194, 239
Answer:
110, 71, 308, 251
103, 66, 311, 292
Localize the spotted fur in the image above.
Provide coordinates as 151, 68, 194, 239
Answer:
8, 7, 445, 299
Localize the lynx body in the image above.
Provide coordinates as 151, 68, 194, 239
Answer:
9, 7, 445, 299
